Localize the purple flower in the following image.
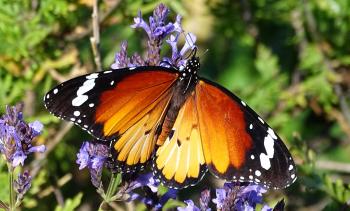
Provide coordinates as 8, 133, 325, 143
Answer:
200, 189, 211, 211
119, 173, 177, 210
76, 141, 109, 188
177, 200, 200, 211
14, 170, 32, 201
0, 105, 45, 167
178, 183, 274, 211
111, 41, 130, 69
131, 4, 176, 40
163, 32, 197, 68
112, 3, 196, 69
212, 183, 271, 211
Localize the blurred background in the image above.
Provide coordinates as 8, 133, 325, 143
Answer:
0, 0, 350, 210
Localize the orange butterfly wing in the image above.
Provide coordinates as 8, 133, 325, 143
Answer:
45, 68, 178, 172
195, 79, 296, 189
153, 93, 206, 188
94, 71, 176, 138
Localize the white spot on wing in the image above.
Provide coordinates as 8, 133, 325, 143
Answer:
86, 73, 99, 79
251, 155, 255, 160
53, 89, 58, 94
267, 128, 277, 140
259, 154, 271, 170
291, 174, 295, 179
110, 81, 114, 86
129, 67, 136, 70
70, 118, 75, 121
258, 117, 264, 124
241, 100, 246, 106
74, 111, 81, 117
72, 75, 97, 106
104, 70, 112, 74
289, 165, 294, 170
46, 94, 50, 99
258, 130, 275, 170
72, 95, 88, 107
264, 134, 274, 158
89, 103, 94, 107
255, 170, 261, 177
249, 124, 253, 130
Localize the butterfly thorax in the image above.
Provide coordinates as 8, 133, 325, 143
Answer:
179, 56, 200, 82
156, 56, 200, 145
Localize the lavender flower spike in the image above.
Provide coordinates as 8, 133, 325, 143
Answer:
76, 141, 109, 188
0, 105, 45, 167
129, 3, 187, 66
118, 173, 177, 210
14, 170, 32, 202
212, 183, 271, 211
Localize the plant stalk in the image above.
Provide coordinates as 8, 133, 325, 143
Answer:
8, 164, 15, 211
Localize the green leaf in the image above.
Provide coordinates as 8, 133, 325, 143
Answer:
54, 192, 83, 211
255, 44, 280, 80
0, 170, 9, 204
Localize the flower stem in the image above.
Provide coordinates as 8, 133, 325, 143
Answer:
98, 173, 121, 211
105, 173, 122, 201
8, 164, 15, 211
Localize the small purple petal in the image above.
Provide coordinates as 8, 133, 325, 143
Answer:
173, 15, 183, 33
12, 151, 26, 167
29, 121, 43, 135
28, 145, 46, 153
262, 205, 273, 211
131, 11, 152, 38
135, 173, 157, 190
154, 23, 175, 39
177, 200, 200, 211
179, 33, 197, 56
76, 142, 90, 169
91, 155, 106, 170
127, 192, 140, 202
212, 188, 226, 208
159, 188, 177, 205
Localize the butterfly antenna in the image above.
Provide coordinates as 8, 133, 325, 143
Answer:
200, 49, 209, 58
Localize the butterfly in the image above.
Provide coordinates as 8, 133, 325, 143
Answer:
44, 49, 296, 189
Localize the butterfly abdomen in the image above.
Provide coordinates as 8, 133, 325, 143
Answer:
156, 78, 197, 146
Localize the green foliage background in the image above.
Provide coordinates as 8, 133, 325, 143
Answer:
1, 0, 350, 210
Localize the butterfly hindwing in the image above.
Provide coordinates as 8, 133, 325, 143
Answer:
153, 93, 207, 188
110, 85, 174, 172
44, 67, 178, 141
195, 79, 296, 189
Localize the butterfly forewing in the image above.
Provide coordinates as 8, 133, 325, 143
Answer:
195, 79, 296, 189
44, 67, 178, 141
